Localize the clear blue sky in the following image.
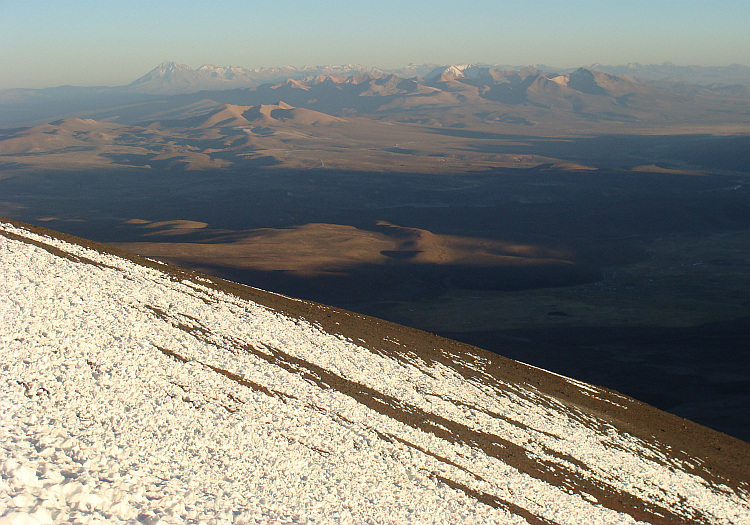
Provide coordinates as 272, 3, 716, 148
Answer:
2, 0, 748, 88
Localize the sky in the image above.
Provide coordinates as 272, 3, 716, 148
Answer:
1, 0, 748, 89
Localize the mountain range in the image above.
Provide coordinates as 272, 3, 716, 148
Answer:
124, 61, 395, 95
2, 218, 749, 523
1, 61, 748, 128
1, 61, 748, 174
121, 60, 750, 95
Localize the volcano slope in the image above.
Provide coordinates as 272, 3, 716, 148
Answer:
1, 219, 749, 524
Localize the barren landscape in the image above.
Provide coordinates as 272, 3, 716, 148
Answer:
1, 62, 749, 442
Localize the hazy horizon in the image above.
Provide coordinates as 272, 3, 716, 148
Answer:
7, 58, 750, 91
2, 0, 748, 89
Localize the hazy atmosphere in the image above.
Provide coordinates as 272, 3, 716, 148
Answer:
2, 0, 748, 88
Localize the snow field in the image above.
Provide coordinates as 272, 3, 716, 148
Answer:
2, 222, 749, 524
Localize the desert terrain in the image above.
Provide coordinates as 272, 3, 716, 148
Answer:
1, 63, 748, 440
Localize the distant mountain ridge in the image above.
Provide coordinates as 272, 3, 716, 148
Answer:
125, 61, 392, 95
2, 60, 748, 127
125, 61, 750, 96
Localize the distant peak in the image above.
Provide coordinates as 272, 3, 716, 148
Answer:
423, 64, 473, 82
151, 61, 193, 75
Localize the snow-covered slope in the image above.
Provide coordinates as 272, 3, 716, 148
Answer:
1, 220, 749, 524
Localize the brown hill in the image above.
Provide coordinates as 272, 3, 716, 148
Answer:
0, 118, 124, 154
243, 102, 345, 126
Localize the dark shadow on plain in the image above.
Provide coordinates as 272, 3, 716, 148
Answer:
456, 133, 750, 171
2, 138, 749, 440
174, 260, 600, 306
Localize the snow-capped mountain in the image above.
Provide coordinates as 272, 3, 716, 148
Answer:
423, 64, 473, 82
549, 67, 650, 97
2, 218, 749, 523
125, 61, 204, 95
125, 61, 388, 95
423, 64, 527, 83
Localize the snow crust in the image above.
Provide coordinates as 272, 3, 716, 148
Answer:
1, 222, 749, 524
